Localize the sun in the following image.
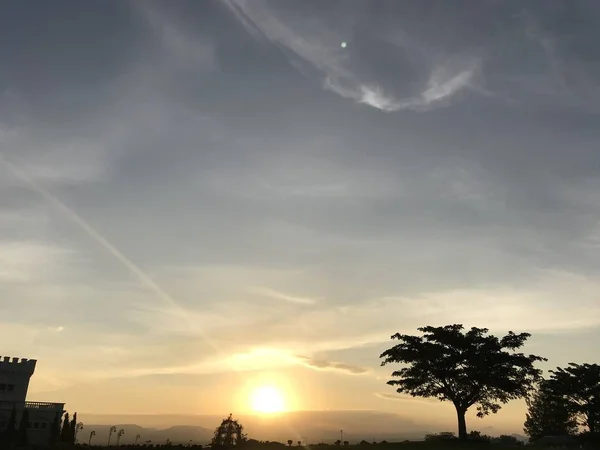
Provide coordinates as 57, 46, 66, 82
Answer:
250, 386, 286, 414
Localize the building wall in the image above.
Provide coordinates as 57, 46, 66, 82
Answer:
0, 356, 36, 403
0, 356, 64, 447
0, 404, 64, 446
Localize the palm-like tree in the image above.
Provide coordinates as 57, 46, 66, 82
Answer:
108, 426, 117, 446
75, 422, 84, 443
116, 428, 125, 446
89, 430, 96, 446
135, 433, 141, 445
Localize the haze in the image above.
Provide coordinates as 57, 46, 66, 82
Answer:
1, 0, 600, 440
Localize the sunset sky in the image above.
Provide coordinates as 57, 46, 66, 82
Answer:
1, 0, 600, 437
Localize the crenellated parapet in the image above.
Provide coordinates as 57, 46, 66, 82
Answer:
0, 356, 37, 374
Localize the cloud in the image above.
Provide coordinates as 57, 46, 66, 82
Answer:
222, 0, 476, 112
324, 63, 476, 112
0, 241, 78, 284
248, 286, 319, 305
374, 393, 439, 405
133, 1, 215, 71
298, 356, 369, 375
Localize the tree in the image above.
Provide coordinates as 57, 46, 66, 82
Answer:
211, 414, 247, 447
380, 324, 545, 441
69, 412, 78, 443
288, 440, 293, 446
334, 440, 341, 446
17, 407, 29, 446
547, 363, 600, 434
60, 412, 70, 443
524, 380, 578, 441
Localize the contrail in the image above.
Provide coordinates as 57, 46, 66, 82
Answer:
0, 154, 217, 348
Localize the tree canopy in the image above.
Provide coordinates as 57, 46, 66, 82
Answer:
523, 380, 578, 441
380, 324, 545, 440
547, 363, 600, 434
212, 414, 247, 448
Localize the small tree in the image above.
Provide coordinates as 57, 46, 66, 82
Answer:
288, 440, 293, 446
547, 363, 600, 434
380, 324, 545, 440
69, 412, 77, 443
524, 380, 578, 441
17, 407, 29, 446
334, 440, 341, 446
211, 414, 247, 447
60, 412, 70, 443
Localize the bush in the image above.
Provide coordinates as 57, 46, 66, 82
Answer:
424, 432, 457, 442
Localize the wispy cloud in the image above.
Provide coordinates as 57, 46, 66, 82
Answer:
222, 0, 476, 112
324, 63, 476, 112
248, 286, 319, 305
298, 356, 369, 375
133, 1, 215, 71
375, 393, 438, 404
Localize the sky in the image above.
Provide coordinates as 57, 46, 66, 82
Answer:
1, 0, 600, 438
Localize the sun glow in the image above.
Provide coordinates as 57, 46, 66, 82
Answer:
250, 385, 286, 414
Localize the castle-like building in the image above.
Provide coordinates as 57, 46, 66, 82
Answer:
0, 356, 65, 446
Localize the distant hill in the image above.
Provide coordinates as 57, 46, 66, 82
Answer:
82, 424, 213, 445
81, 410, 429, 444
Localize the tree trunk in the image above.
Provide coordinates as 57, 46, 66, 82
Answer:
456, 408, 468, 441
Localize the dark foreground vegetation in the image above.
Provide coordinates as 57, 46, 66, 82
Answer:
3, 324, 598, 449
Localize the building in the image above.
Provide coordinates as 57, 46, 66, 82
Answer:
0, 356, 65, 446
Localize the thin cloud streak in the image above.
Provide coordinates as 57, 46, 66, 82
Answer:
222, 0, 476, 112
0, 155, 224, 358
298, 356, 369, 375
249, 286, 319, 305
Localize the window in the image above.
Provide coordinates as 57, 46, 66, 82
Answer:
7, 384, 14, 392
28, 422, 32, 428
41, 422, 47, 429
0, 383, 5, 391
34, 422, 39, 429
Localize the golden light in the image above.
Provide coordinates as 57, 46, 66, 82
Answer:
250, 386, 286, 414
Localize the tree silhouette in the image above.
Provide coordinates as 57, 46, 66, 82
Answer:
17, 407, 29, 446
69, 412, 78, 443
334, 440, 341, 446
547, 363, 600, 434
287, 440, 293, 446
211, 414, 247, 448
60, 412, 70, 443
380, 324, 545, 440
524, 380, 577, 441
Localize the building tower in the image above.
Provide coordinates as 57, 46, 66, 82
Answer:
0, 356, 64, 446
0, 357, 37, 404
